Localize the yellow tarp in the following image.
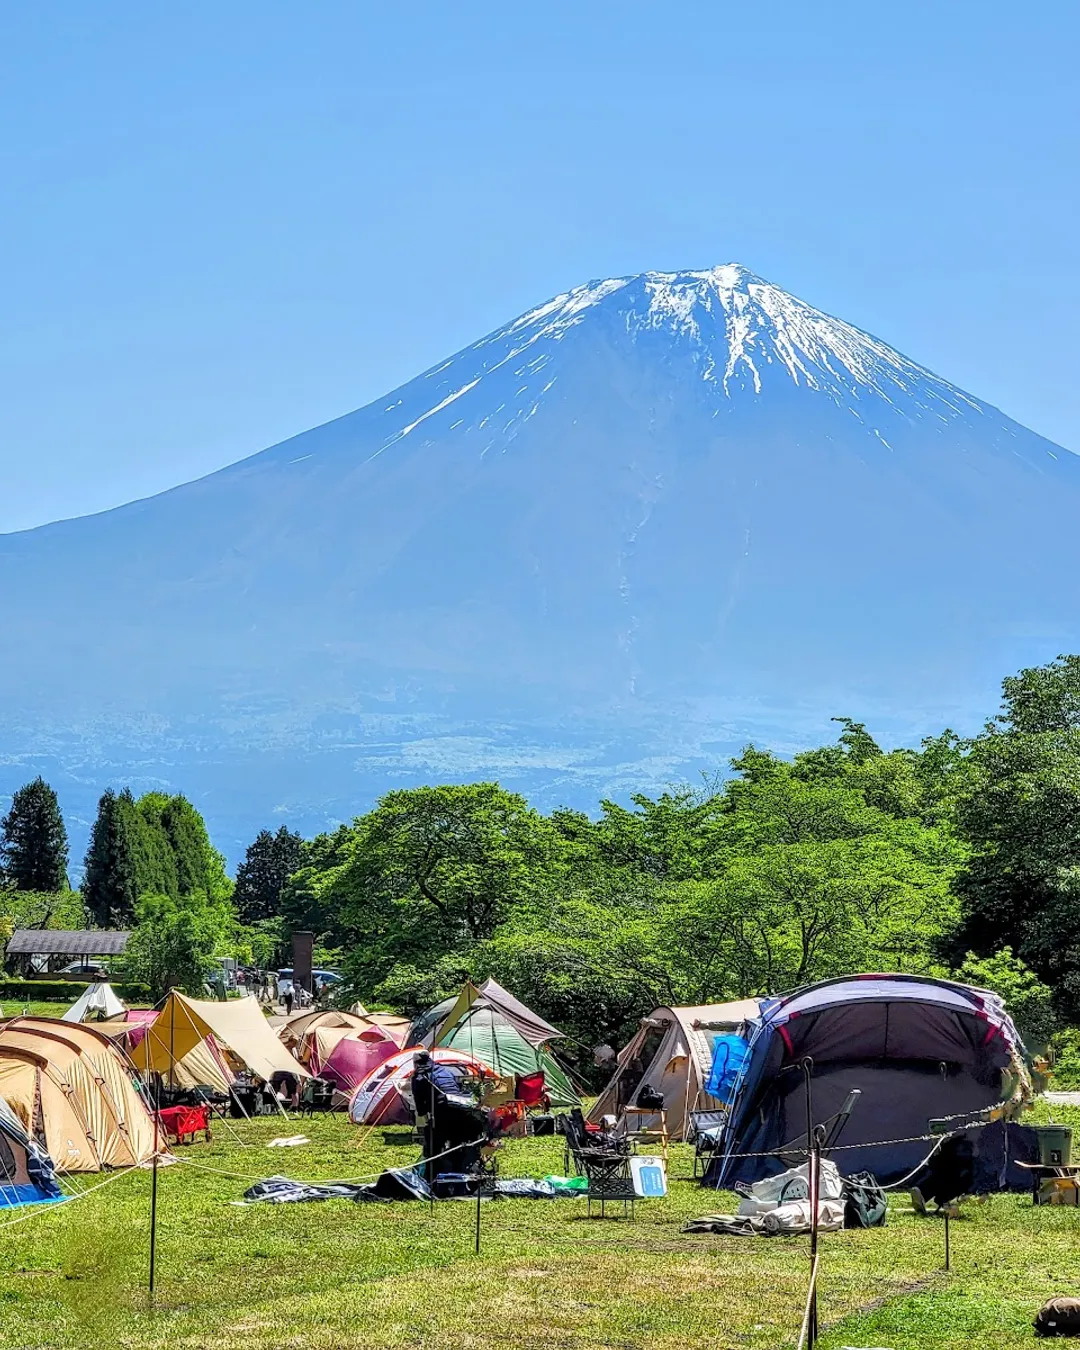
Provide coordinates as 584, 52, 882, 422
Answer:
134, 993, 310, 1084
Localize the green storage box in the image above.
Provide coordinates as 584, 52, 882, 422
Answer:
1034, 1125, 1073, 1167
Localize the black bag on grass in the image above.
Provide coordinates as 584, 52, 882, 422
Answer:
1035, 1297, 1080, 1337
842, 1171, 888, 1228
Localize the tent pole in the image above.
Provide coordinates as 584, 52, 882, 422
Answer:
149, 1072, 161, 1302
801, 1058, 817, 1349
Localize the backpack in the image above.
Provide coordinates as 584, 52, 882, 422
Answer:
842, 1171, 888, 1228
1035, 1297, 1080, 1337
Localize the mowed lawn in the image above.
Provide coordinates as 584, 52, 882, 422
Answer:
1, 1103, 1079, 1350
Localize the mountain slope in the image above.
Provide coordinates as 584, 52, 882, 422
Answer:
1, 264, 1077, 855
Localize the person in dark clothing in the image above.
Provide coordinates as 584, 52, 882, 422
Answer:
910, 1135, 976, 1216
283, 989, 294, 1016
269, 1070, 299, 1108
411, 1051, 488, 1183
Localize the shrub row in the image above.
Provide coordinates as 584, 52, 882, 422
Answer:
0, 979, 151, 1004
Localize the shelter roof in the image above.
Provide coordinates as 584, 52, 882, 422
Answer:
6, 930, 130, 956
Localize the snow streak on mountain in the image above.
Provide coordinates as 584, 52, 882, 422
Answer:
0, 264, 1076, 858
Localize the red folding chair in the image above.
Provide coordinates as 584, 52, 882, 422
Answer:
514, 1072, 547, 1108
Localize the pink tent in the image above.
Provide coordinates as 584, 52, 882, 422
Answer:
319, 1027, 400, 1095
348, 1047, 494, 1126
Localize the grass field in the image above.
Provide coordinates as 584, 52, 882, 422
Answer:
2, 1103, 1079, 1350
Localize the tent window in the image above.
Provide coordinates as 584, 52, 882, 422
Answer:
0, 1135, 17, 1181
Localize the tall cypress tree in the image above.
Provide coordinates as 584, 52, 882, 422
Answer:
160, 795, 214, 897
0, 777, 69, 893
128, 792, 179, 901
234, 826, 304, 923
82, 789, 139, 927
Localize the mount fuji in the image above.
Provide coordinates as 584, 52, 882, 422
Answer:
2, 264, 1078, 859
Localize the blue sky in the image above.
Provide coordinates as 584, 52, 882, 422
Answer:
1, 1, 1076, 533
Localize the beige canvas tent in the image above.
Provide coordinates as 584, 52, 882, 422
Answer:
588, 1000, 760, 1140
0, 1018, 155, 1172
130, 992, 309, 1089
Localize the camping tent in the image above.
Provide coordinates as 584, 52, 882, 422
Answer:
348, 1048, 494, 1126
319, 1026, 401, 1096
588, 1000, 760, 1140
129, 992, 309, 1090
280, 1009, 412, 1075
0, 1019, 156, 1172
98, 1010, 236, 1095
280, 1009, 371, 1063
433, 985, 579, 1108
62, 982, 126, 1023
709, 974, 1030, 1189
0, 1092, 62, 1207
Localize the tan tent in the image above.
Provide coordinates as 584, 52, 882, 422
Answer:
279, 1010, 372, 1067
0, 1018, 155, 1172
280, 1009, 412, 1071
588, 1000, 760, 1141
131, 992, 309, 1086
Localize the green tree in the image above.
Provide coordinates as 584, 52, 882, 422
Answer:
83, 789, 139, 927
234, 826, 304, 923
158, 795, 232, 901
954, 947, 1057, 1050
951, 656, 1080, 1016
128, 792, 179, 901
124, 892, 227, 999
327, 783, 564, 1001
0, 777, 69, 893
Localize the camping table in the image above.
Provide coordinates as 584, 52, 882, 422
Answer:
622, 1107, 670, 1161
578, 1149, 636, 1219
1017, 1161, 1080, 1205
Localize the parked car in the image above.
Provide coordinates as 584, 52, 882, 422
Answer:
59, 961, 109, 980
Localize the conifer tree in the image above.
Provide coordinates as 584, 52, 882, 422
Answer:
160, 795, 216, 897
82, 789, 139, 927
234, 826, 304, 923
0, 777, 69, 893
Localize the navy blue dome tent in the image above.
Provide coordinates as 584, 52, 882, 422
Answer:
707, 974, 1031, 1190
0, 1092, 62, 1209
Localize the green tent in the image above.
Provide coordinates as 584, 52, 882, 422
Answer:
434, 983, 579, 1109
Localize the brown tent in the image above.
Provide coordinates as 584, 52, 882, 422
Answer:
587, 1000, 760, 1141
0, 1018, 155, 1172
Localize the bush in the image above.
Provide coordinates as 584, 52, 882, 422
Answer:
0, 979, 151, 1004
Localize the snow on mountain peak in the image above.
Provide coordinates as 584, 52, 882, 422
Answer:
369, 263, 989, 460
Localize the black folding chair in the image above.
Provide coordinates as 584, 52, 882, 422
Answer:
688, 1108, 728, 1178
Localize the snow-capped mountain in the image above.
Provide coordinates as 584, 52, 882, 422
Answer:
1, 264, 1077, 858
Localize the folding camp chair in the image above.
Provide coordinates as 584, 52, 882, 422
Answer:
514, 1071, 547, 1109
299, 1078, 336, 1116
688, 1108, 728, 1178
